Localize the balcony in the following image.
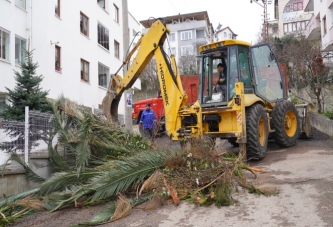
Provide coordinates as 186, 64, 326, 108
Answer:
305, 14, 321, 40
304, 0, 314, 12
322, 27, 333, 51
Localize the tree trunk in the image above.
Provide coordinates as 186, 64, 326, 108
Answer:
315, 87, 322, 114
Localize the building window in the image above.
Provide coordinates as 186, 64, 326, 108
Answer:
229, 34, 232, 38
224, 32, 227, 38
272, 27, 278, 34
283, 20, 309, 33
181, 30, 192, 40
55, 45, 61, 71
114, 4, 119, 23
97, 0, 105, 9
80, 12, 89, 36
283, 0, 303, 13
15, 36, 26, 64
114, 40, 119, 58
98, 63, 110, 88
15, 0, 26, 9
55, 0, 60, 17
323, 16, 327, 35
81, 59, 89, 82
0, 29, 10, 61
98, 23, 109, 50
181, 45, 193, 56
169, 33, 175, 42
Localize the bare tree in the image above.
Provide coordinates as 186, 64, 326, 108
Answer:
139, 58, 159, 91
176, 43, 200, 76
271, 34, 332, 113
178, 54, 199, 76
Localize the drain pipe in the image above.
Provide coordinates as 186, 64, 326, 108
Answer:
27, 0, 32, 50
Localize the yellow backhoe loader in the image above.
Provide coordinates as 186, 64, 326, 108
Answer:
102, 18, 304, 160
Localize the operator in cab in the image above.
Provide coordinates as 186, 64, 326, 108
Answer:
216, 63, 227, 100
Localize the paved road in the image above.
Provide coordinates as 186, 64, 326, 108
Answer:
106, 129, 333, 227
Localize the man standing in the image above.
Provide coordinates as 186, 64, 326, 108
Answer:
139, 103, 157, 140
216, 63, 227, 100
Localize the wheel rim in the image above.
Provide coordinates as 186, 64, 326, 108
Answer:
284, 110, 297, 137
258, 116, 266, 146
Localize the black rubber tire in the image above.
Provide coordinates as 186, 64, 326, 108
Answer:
271, 101, 300, 147
246, 104, 269, 160
227, 138, 239, 147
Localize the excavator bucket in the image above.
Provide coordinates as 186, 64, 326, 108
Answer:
295, 104, 313, 139
102, 74, 123, 123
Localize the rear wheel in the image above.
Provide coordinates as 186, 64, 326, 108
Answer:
246, 104, 268, 160
271, 101, 299, 147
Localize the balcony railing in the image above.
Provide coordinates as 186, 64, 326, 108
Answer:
305, 14, 321, 39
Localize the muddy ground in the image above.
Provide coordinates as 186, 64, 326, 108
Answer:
11, 129, 333, 227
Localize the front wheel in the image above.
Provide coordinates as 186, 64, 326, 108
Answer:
271, 101, 300, 147
246, 104, 269, 160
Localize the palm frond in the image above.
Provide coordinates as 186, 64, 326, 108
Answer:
0, 188, 39, 208
10, 153, 45, 183
37, 170, 100, 196
10, 195, 45, 211
87, 150, 168, 202
72, 192, 155, 227
48, 141, 71, 172
70, 202, 116, 227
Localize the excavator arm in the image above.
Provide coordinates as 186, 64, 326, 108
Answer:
102, 19, 195, 138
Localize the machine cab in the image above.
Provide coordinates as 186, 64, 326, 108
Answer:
198, 40, 285, 107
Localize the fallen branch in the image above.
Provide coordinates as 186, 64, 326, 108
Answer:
249, 167, 267, 173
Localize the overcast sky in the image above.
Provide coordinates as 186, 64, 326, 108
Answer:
127, 0, 275, 44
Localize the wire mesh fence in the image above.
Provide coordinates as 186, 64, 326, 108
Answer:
0, 110, 55, 153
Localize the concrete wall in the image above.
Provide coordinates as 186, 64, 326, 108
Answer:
0, 152, 53, 199
292, 84, 333, 113
309, 111, 333, 137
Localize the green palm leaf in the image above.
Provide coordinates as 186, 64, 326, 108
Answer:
37, 171, 99, 196
0, 188, 39, 207
87, 150, 168, 202
70, 202, 116, 227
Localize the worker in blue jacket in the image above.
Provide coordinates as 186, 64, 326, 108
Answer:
139, 103, 157, 140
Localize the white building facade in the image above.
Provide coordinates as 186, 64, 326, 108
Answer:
215, 26, 238, 41
268, 0, 312, 38
140, 11, 214, 65
304, 0, 333, 51
0, 0, 140, 119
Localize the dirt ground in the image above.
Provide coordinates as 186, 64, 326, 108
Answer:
10, 129, 333, 227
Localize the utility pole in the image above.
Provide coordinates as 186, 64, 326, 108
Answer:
122, 0, 132, 131
250, 0, 271, 43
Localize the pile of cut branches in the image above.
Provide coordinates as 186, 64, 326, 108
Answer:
0, 97, 274, 227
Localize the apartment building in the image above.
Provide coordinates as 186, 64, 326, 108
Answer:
0, 0, 140, 119
215, 26, 238, 41
267, 0, 312, 38
140, 11, 214, 65
304, 0, 333, 51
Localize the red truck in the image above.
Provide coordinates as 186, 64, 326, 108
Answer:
132, 75, 199, 133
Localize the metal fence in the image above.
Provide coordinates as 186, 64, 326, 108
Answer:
0, 109, 55, 154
